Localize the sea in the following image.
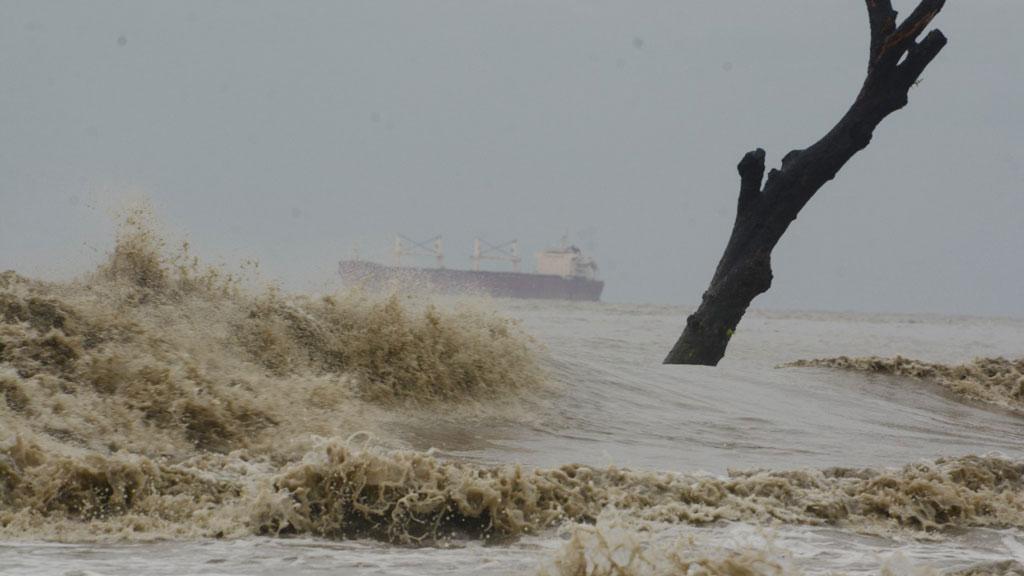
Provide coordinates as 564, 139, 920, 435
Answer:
1, 226, 1023, 575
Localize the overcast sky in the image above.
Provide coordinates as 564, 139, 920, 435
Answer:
1, 1, 1021, 317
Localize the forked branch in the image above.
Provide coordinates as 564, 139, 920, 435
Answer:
665, 0, 947, 365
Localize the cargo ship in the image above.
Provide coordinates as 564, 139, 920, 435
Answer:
339, 236, 604, 301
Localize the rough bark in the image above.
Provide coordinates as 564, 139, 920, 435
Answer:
665, 0, 948, 365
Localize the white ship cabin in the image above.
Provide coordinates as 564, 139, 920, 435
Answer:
535, 244, 598, 280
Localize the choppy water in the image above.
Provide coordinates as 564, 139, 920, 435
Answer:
420, 302, 1024, 473
5, 298, 1024, 575
2, 222, 1023, 575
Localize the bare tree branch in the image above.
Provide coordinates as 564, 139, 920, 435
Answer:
664, 0, 948, 365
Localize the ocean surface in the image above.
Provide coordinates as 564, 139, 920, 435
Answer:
2, 243, 1023, 575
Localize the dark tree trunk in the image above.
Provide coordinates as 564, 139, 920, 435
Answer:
665, 0, 948, 366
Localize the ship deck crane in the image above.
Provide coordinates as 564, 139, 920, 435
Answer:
394, 234, 444, 268
471, 238, 521, 272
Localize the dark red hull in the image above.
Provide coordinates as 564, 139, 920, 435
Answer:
339, 261, 603, 301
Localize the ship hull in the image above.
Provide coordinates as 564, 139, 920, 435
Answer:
339, 261, 604, 301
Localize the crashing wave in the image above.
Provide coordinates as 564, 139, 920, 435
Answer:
4, 436, 1022, 543
0, 210, 543, 462
786, 356, 1024, 414
251, 443, 1024, 543
539, 514, 795, 576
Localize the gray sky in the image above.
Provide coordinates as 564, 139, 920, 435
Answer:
1, 1, 1021, 316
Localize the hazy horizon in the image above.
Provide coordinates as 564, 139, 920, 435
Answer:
2, 1, 1021, 318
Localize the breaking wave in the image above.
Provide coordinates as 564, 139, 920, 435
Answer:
540, 516, 1024, 576
255, 444, 1024, 542
787, 356, 1024, 414
0, 208, 543, 453
3, 435, 1023, 543
539, 515, 796, 576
